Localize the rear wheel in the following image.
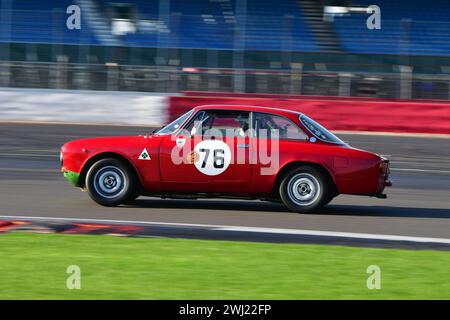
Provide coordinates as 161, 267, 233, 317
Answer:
124, 191, 140, 204
86, 158, 135, 206
279, 166, 331, 213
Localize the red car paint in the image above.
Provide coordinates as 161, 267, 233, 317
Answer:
61, 105, 391, 198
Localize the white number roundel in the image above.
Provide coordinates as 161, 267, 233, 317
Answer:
194, 140, 231, 176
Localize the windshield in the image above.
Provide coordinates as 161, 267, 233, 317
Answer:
299, 114, 345, 145
154, 109, 194, 135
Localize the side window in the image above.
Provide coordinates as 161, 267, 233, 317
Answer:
184, 111, 207, 136
184, 110, 250, 137
253, 112, 308, 140
155, 109, 193, 135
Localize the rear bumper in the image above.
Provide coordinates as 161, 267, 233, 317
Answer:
381, 158, 392, 185
374, 158, 392, 197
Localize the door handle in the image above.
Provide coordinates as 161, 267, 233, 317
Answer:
237, 144, 249, 148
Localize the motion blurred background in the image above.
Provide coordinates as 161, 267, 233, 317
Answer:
0, 0, 449, 98
1, 1, 450, 300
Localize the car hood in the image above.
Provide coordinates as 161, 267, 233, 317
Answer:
61, 135, 153, 151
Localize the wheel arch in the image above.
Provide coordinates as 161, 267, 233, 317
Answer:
79, 152, 143, 190
273, 161, 338, 197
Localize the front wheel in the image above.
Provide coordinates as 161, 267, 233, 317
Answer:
86, 158, 135, 206
279, 166, 331, 213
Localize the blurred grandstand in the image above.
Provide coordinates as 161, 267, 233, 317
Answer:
0, 0, 449, 98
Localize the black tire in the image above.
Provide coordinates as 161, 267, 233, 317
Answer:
323, 194, 335, 207
279, 166, 331, 213
124, 191, 140, 204
129, 191, 140, 201
85, 158, 135, 206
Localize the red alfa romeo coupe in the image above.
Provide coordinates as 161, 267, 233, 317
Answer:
61, 105, 391, 213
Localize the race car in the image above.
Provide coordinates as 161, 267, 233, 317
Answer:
60, 105, 391, 213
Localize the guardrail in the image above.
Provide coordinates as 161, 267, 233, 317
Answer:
0, 61, 450, 100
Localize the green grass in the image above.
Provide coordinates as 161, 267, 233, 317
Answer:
0, 232, 449, 299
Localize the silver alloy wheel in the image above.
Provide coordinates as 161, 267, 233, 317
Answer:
286, 173, 321, 206
93, 165, 127, 199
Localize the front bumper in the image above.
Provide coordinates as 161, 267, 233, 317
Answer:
62, 167, 80, 187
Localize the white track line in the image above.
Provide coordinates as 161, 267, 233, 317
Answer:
0, 168, 58, 172
390, 168, 450, 174
0, 153, 58, 158
217, 226, 450, 244
1, 215, 450, 245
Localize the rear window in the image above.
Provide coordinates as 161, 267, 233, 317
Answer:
299, 114, 345, 145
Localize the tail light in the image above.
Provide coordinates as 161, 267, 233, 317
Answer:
379, 159, 389, 174
380, 159, 392, 187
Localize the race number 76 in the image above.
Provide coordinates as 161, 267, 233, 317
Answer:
194, 140, 231, 176
199, 148, 224, 168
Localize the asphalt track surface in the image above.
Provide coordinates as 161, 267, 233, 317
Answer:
0, 123, 449, 248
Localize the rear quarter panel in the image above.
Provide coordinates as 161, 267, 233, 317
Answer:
251, 139, 382, 195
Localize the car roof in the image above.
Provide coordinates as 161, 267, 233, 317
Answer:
193, 104, 303, 117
